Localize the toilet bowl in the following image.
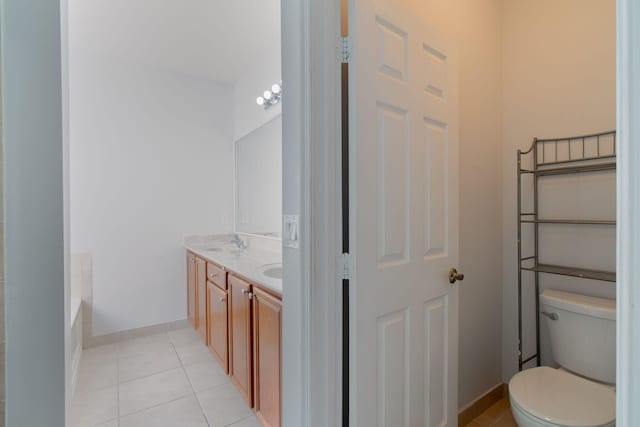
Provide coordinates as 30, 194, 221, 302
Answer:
509, 290, 616, 427
509, 367, 615, 427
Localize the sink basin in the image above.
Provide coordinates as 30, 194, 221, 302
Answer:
263, 267, 282, 279
198, 244, 241, 253
260, 263, 283, 279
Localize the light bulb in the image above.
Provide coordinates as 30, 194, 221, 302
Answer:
271, 84, 281, 94
264, 91, 273, 100
256, 97, 265, 106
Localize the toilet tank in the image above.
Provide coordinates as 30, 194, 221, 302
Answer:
540, 290, 616, 384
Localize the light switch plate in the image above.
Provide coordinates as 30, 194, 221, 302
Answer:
283, 214, 299, 248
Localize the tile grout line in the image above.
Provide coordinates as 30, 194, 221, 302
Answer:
115, 332, 189, 386
171, 337, 211, 427
226, 414, 258, 427
78, 329, 225, 427
117, 392, 197, 422
116, 356, 184, 387
116, 333, 194, 423
88, 417, 118, 427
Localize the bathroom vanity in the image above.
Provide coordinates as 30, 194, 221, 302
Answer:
182, 114, 283, 427
185, 235, 282, 427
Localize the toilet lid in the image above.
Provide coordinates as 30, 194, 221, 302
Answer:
509, 367, 615, 427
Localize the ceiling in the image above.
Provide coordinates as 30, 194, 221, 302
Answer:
69, 0, 281, 83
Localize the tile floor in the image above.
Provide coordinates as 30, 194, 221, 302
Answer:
71, 327, 261, 427
465, 398, 517, 427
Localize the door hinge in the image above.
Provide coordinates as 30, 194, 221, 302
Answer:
337, 37, 352, 64
338, 253, 354, 280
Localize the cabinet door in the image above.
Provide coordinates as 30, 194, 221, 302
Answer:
196, 257, 207, 342
252, 288, 282, 427
187, 252, 197, 328
229, 275, 253, 406
207, 281, 228, 373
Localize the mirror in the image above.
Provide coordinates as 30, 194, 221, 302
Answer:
234, 115, 282, 237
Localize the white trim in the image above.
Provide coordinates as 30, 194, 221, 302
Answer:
282, 0, 342, 424
309, 0, 343, 425
616, 0, 640, 425
281, 0, 311, 424
2, 0, 68, 424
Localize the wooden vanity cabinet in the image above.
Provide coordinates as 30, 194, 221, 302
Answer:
252, 288, 282, 427
229, 275, 254, 406
187, 252, 197, 328
207, 279, 229, 373
207, 261, 226, 290
187, 252, 282, 426
195, 257, 207, 342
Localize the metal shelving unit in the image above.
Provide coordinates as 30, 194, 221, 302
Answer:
517, 130, 617, 371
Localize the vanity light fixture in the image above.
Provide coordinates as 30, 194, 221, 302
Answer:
256, 81, 282, 110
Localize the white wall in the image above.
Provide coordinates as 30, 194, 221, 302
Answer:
69, 49, 235, 335
233, 49, 282, 140
389, 0, 504, 410
500, 0, 617, 381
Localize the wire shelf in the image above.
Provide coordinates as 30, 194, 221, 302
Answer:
516, 130, 617, 372
520, 218, 615, 225
522, 264, 616, 282
520, 162, 616, 176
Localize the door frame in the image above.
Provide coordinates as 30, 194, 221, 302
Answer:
616, 0, 640, 425
282, 0, 343, 425
2, 0, 70, 425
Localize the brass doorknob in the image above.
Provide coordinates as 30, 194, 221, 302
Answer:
449, 268, 464, 284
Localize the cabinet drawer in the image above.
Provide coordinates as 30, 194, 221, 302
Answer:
207, 262, 227, 289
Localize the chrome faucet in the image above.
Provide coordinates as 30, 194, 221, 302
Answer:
231, 234, 247, 250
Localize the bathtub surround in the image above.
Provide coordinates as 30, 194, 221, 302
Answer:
68, 253, 186, 350
70, 298, 83, 395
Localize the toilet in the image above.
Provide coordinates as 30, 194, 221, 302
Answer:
509, 290, 616, 427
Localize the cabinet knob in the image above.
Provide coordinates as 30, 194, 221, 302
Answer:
219, 297, 226, 302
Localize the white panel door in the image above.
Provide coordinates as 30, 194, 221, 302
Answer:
350, 1, 460, 426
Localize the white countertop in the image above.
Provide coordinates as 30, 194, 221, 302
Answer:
183, 234, 283, 295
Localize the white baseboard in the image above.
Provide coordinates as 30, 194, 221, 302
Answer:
84, 319, 190, 349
